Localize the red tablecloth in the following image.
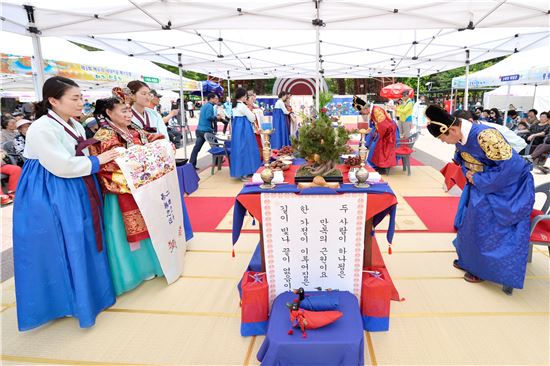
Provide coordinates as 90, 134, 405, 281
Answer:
241, 163, 395, 225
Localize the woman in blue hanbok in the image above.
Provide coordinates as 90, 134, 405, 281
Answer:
271, 91, 290, 149
425, 105, 534, 295
230, 88, 261, 181
13, 77, 119, 330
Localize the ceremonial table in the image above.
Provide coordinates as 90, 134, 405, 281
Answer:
232, 160, 400, 301
256, 291, 364, 366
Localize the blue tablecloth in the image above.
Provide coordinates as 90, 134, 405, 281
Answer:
176, 163, 200, 195
181, 194, 194, 241
232, 183, 397, 246
257, 291, 364, 366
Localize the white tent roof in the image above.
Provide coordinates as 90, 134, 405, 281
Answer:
0, 31, 201, 91
2, 0, 548, 33
452, 46, 550, 89
1, 1, 549, 80
65, 28, 549, 80
483, 84, 550, 112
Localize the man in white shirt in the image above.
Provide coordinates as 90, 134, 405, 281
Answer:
186, 100, 194, 118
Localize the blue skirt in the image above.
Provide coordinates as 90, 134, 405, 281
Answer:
271, 108, 290, 149
230, 116, 261, 177
13, 159, 115, 331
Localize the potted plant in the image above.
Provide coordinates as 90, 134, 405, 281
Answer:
292, 92, 352, 182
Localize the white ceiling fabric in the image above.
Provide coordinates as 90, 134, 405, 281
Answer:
2, 0, 549, 34
1, 0, 548, 80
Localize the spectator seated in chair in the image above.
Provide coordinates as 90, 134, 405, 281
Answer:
0, 147, 22, 204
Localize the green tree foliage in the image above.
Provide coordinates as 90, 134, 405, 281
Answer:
397, 57, 505, 94
152, 63, 207, 81
291, 92, 351, 175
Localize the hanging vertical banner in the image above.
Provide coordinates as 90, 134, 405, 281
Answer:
115, 139, 187, 284
261, 193, 366, 305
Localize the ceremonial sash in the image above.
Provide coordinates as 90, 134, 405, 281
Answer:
132, 108, 157, 133
47, 112, 103, 252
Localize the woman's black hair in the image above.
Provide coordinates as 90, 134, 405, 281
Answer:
33, 76, 79, 119
1, 115, 15, 129
278, 91, 287, 99
93, 97, 124, 122
127, 80, 149, 95
232, 87, 247, 108
490, 108, 501, 118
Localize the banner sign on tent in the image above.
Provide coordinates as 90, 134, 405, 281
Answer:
500, 74, 520, 82
325, 97, 359, 116
1, 53, 201, 91
261, 193, 366, 305
143, 76, 160, 83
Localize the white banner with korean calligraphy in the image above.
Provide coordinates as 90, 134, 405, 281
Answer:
261, 193, 367, 304
115, 139, 187, 285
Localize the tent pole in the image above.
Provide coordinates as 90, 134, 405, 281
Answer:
227, 71, 231, 100
463, 49, 470, 111
532, 84, 537, 108
449, 88, 454, 112
502, 84, 511, 126
178, 53, 187, 159
416, 69, 420, 102
227, 70, 231, 135
314, 0, 321, 112
315, 26, 320, 111
25, 5, 45, 99
200, 81, 204, 104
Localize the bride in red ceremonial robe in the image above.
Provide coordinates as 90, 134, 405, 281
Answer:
89, 91, 165, 296
369, 106, 397, 169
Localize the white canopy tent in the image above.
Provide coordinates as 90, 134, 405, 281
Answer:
2, 0, 549, 109
483, 84, 550, 113
452, 46, 550, 89
451, 45, 550, 116
62, 28, 549, 80
3, 0, 548, 33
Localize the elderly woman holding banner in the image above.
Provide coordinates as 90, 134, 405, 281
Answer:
90, 92, 167, 295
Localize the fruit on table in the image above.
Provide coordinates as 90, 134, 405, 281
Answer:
276, 145, 294, 156
270, 161, 291, 171
344, 156, 361, 167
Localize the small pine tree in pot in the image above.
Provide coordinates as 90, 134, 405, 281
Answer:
291, 92, 351, 177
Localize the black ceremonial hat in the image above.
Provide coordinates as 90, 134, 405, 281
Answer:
425, 105, 457, 138
352, 95, 367, 111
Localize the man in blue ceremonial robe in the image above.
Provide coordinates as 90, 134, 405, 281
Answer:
425, 105, 534, 295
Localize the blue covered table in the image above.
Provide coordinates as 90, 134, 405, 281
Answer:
257, 291, 364, 366
176, 163, 200, 195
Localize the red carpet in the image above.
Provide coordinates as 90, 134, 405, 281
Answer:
403, 196, 460, 233
185, 195, 459, 234
185, 197, 235, 232
397, 157, 424, 166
